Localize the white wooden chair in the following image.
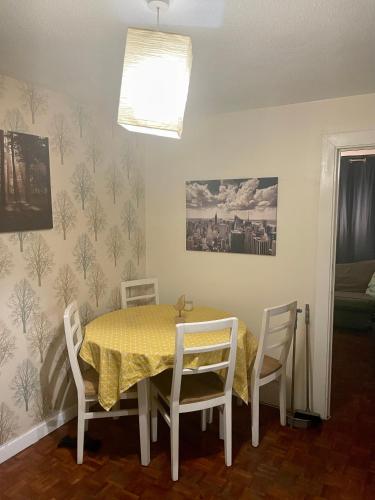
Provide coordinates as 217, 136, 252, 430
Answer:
63, 301, 139, 464
251, 300, 297, 447
121, 278, 159, 309
150, 317, 238, 481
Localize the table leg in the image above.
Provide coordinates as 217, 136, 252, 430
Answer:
137, 378, 150, 466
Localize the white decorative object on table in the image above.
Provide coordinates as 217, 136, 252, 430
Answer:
184, 299, 193, 311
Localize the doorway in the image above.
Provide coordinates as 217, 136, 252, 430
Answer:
314, 130, 375, 420
331, 150, 375, 416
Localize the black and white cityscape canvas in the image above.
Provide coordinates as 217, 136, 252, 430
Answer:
186, 177, 278, 255
0, 130, 52, 232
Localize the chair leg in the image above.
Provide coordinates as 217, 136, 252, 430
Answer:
77, 413, 85, 464
170, 410, 180, 481
201, 409, 207, 432
279, 369, 287, 426
208, 407, 213, 424
84, 402, 89, 431
137, 378, 151, 466
151, 386, 158, 442
112, 400, 121, 420
219, 405, 224, 440
251, 379, 260, 447
223, 398, 232, 467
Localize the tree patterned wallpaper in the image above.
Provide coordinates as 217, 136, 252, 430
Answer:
0, 74, 146, 447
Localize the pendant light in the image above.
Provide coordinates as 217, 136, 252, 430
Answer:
117, 0, 192, 139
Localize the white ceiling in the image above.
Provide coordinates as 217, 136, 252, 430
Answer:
0, 0, 375, 117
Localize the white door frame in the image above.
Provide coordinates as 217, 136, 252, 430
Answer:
313, 129, 375, 419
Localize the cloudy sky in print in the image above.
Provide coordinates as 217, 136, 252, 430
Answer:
186, 177, 278, 220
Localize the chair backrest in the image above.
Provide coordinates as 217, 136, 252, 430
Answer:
63, 301, 85, 398
253, 301, 297, 379
171, 317, 238, 405
121, 278, 159, 309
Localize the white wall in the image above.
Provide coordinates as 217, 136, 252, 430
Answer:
144, 92, 375, 415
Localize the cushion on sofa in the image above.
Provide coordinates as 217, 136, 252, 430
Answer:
366, 272, 375, 297
334, 291, 375, 312
335, 260, 375, 293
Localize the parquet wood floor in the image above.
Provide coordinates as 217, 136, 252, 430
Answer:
0, 328, 374, 499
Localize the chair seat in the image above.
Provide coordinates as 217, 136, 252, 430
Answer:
153, 369, 224, 405
260, 355, 281, 378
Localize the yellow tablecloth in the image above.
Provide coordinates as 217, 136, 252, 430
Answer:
80, 304, 258, 411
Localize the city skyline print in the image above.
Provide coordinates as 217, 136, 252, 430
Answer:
186, 177, 278, 255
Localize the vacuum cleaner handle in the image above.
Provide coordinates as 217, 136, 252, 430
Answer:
305, 304, 310, 324
291, 308, 303, 415
305, 304, 311, 411
291, 316, 296, 414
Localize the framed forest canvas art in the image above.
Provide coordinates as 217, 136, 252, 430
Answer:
0, 130, 52, 232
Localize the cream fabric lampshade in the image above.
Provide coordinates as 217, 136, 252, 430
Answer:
117, 28, 192, 139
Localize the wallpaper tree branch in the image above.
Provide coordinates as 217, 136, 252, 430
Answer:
73, 233, 95, 280
106, 161, 124, 205
85, 132, 102, 173
53, 190, 77, 240
107, 286, 121, 311
26, 313, 54, 363
24, 233, 54, 286
54, 264, 79, 308
0, 321, 16, 370
87, 264, 107, 308
0, 74, 146, 452
0, 240, 13, 278
4, 108, 28, 133
106, 225, 124, 267
20, 83, 47, 125
10, 359, 38, 412
122, 259, 137, 282
0, 402, 19, 445
8, 279, 39, 334
122, 200, 137, 241
71, 162, 94, 210
9, 231, 30, 252
51, 113, 73, 165
86, 196, 106, 242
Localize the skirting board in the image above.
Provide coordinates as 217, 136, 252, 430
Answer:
0, 405, 77, 464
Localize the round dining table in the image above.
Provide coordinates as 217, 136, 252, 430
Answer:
80, 304, 258, 465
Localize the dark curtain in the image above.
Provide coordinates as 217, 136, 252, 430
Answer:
336, 155, 375, 263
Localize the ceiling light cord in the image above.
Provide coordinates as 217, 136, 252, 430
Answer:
147, 0, 169, 31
